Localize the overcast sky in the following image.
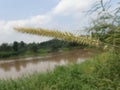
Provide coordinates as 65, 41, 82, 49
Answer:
0, 0, 119, 44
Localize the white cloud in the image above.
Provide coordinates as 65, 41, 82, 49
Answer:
0, 14, 52, 44
29, 15, 52, 26
0, 14, 52, 30
52, 0, 93, 15
0, 0, 95, 31
0, 0, 98, 44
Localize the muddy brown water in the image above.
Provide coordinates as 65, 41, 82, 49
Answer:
0, 49, 93, 79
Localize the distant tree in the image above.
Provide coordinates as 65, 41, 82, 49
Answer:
51, 41, 59, 52
0, 43, 12, 51
19, 41, 26, 48
19, 41, 26, 52
13, 41, 19, 52
30, 43, 38, 53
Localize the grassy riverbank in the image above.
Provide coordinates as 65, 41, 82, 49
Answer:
0, 47, 88, 60
0, 51, 120, 90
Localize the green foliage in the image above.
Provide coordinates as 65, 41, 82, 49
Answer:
28, 42, 38, 53
18, 41, 26, 52
0, 52, 15, 58
13, 41, 19, 52
0, 39, 86, 59
0, 43, 12, 51
87, 0, 120, 50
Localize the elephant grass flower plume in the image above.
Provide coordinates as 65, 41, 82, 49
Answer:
14, 27, 102, 47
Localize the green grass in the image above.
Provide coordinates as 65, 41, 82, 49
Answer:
0, 48, 50, 60
0, 52, 120, 90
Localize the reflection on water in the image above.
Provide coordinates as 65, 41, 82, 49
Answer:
0, 49, 92, 79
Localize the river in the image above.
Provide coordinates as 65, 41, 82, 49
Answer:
0, 49, 93, 79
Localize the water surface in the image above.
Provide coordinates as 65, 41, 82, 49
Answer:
0, 49, 93, 79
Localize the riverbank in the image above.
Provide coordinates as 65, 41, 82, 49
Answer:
0, 39, 87, 59
0, 47, 100, 60
0, 51, 119, 89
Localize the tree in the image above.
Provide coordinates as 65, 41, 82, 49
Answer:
0, 43, 12, 51
19, 41, 26, 52
19, 41, 26, 48
29, 43, 38, 53
13, 41, 19, 52
87, 0, 120, 49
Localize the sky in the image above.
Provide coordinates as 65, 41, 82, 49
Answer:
0, 0, 119, 44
